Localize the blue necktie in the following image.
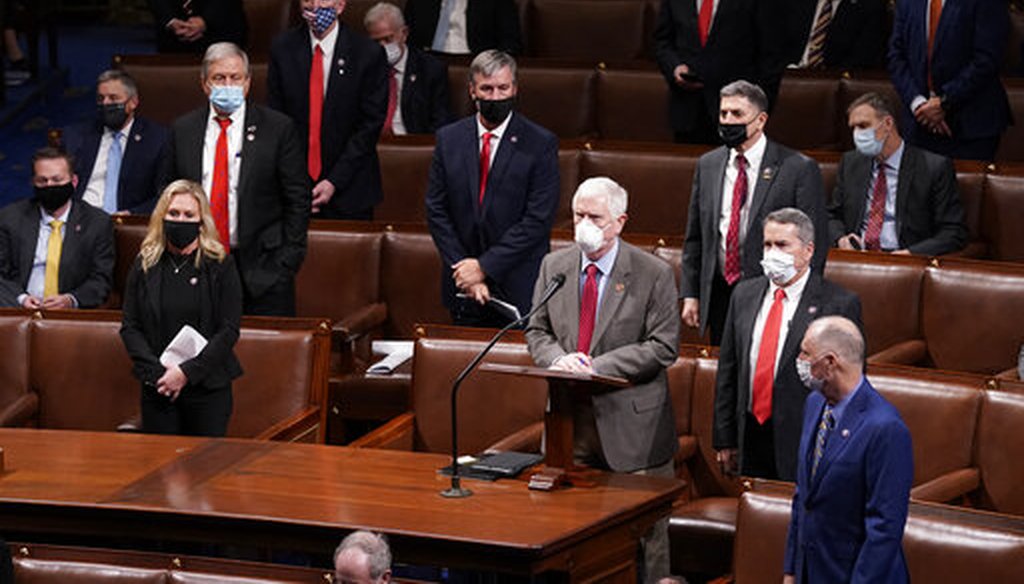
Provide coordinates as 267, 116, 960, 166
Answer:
103, 131, 123, 214
811, 404, 834, 479
431, 0, 455, 51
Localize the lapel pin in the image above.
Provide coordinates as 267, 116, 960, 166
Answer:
808, 306, 818, 315
247, 125, 256, 133
190, 277, 198, 286
246, 134, 255, 142
337, 58, 345, 66
338, 68, 346, 76
75, 224, 81, 232
762, 167, 774, 180
409, 74, 417, 83
615, 282, 625, 293
510, 135, 518, 144
841, 429, 850, 438
133, 134, 141, 142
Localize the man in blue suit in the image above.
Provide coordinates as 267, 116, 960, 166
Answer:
784, 316, 913, 584
888, 0, 1012, 161
63, 70, 168, 214
426, 50, 559, 327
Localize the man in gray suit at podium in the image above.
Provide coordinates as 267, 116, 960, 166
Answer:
526, 177, 680, 582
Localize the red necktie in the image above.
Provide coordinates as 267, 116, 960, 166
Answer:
308, 44, 324, 180
210, 117, 231, 251
927, 0, 943, 90
724, 153, 747, 284
697, 0, 714, 47
578, 264, 599, 354
752, 288, 786, 424
383, 67, 398, 136
478, 132, 493, 205
863, 163, 888, 251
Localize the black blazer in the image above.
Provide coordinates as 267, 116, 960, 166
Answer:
400, 47, 453, 134
0, 198, 115, 308
149, 0, 247, 53
772, 0, 888, 70
713, 273, 862, 481
405, 0, 523, 55
828, 144, 967, 255
162, 103, 310, 299
120, 253, 243, 388
268, 23, 388, 214
63, 115, 169, 214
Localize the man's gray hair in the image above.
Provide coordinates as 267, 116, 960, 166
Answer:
720, 80, 769, 113
334, 531, 391, 579
764, 207, 815, 245
469, 50, 517, 84
572, 177, 628, 218
201, 42, 251, 80
364, 2, 405, 28
847, 91, 897, 120
97, 69, 138, 99
808, 316, 865, 365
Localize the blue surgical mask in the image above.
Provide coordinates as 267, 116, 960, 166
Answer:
304, 6, 337, 37
853, 127, 885, 158
209, 85, 245, 114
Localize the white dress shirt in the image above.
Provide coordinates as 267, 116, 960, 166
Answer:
476, 110, 513, 167
82, 118, 135, 211
309, 23, 339, 97
578, 238, 620, 313
718, 132, 767, 272
747, 268, 811, 409
201, 101, 245, 246
390, 47, 409, 135
440, 0, 471, 54
23, 202, 72, 303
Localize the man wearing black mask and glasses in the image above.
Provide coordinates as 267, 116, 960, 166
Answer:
63, 70, 168, 214
680, 80, 828, 345
0, 148, 114, 309
426, 50, 559, 328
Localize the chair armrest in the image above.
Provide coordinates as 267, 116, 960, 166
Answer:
675, 435, 699, 465
0, 393, 38, 427
484, 421, 543, 454
867, 339, 928, 366
995, 367, 1019, 381
910, 468, 981, 503
349, 412, 415, 450
334, 302, 387, 344
116, 413, 142, 433
254, 406, 321, 443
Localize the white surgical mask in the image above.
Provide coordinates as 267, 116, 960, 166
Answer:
384, 42, 403, 66
796, 357, 825, 391
853, 126, 885, 158
575, 219, 606, 255
760, 248, 798, 285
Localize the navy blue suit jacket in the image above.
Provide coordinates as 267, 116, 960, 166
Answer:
268, 24, 388, 214
888, 0, 1011, 141
425, 113, 559, 316
63, 116, 168, 214
784, 379, 913, 584
400, 47, 453, 134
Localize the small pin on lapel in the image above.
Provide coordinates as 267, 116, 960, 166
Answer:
841, 429, 850, 438
337, 58, 345, 66
808, 306, 818, 315
615, 282, 624, 293
409, 74, 417, 83
246, 134, 255, 142
247, 125, 256, 133
762, 167, 774, 180
133, 134, 142, 142
75, 224, 81, 232
338, 68, 346, 76
189, 277, 198, 286
510, 135, 518, 144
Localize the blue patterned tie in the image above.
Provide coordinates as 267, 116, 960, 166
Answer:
431, 0, 455, 51
103, 131, 123, 214
811, 404, 834, 479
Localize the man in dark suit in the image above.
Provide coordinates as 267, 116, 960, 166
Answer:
268, 0, 388, 219
785, 316, 913, 584
364, 2, 452, 135
888, 0, 1012, 161
830, 92, 967, 256
63, 70, 168, 215
149, 0, 247, 54
426, 50, 559, 327
654, 0, 774, 144
0, 148, 114, 309
405, 0, 522, 56
714, 208, 861, 482
163, 43, 309, 316
526, 177, 679, 582
773, 0, 888, 70
680, 80, 828, 345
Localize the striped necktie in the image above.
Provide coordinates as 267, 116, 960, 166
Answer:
811, 404, 834, 479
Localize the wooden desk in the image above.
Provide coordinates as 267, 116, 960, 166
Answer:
0, 429, 683, 582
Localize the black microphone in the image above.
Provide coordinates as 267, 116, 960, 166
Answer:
441, 273, 567, 498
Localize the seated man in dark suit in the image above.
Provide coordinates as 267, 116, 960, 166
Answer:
63, 70, 168, 215
829, 92, 967, 256
364, 2, 452, 135
0, 148, 114, 309
150, 0, 247, 54
426, 50, 559, 327
405, 0, 522, 56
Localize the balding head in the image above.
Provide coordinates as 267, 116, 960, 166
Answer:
799, 316, 865, 403
333, 531, 391, 584
806, 317, 865, 366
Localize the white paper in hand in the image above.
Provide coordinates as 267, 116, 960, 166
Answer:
159, 325, 208, 368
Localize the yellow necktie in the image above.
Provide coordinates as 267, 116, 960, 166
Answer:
43, 219, 63, 297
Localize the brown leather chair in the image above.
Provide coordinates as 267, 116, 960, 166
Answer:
952, 160, 990, 258
380, 228, 452, 338
446, 64, 474, 120
376, 136, 436, 223
526, 0, 648, 62
516, 66, 598, 138
995, 78, 1024, 163
972, 389, 1024, 516
981, 167, 1024, 262
243, 0, 292, 61
0, 312, 36, 427
554, 141, 583, 229
766, 72, 842, 151
110, 215, 149, 309
595, 67, 673, 142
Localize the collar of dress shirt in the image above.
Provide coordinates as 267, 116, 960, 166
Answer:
877, 139, 904, 174
829, 375, 865, 425
476, 110, 513, 143
580, 237, 620, 276
207, 100, 246, 128
309, 19, 339, 55
729, 131, 767, 170
393, 44, 409, 76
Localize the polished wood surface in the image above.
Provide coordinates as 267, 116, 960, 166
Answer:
0, 428, 683, 579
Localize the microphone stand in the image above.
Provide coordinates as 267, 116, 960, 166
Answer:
440, 275, 565, 498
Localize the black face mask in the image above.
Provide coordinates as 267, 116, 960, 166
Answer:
476, 96, 516, 126
98, 102, 128, 131
718, 122, 750, 149
163, 220, 200, 250
34, 183, 74, 214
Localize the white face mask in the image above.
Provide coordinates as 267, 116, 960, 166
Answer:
760, 248, 798, 285
796, 356, 825, 391
575, 219, 606, 255
384, 42, 403, 66
853, 126, 885, 157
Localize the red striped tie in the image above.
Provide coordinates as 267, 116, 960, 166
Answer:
863, 163, 888, 251
723, 154, 747, 284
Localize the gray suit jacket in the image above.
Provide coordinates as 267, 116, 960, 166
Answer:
525, 241, 680, 472
680, 139, 828, 337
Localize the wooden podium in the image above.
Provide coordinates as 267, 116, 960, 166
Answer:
480, 363, 629, 489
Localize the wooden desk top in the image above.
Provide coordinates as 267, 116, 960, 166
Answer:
0, 429, 683, 574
